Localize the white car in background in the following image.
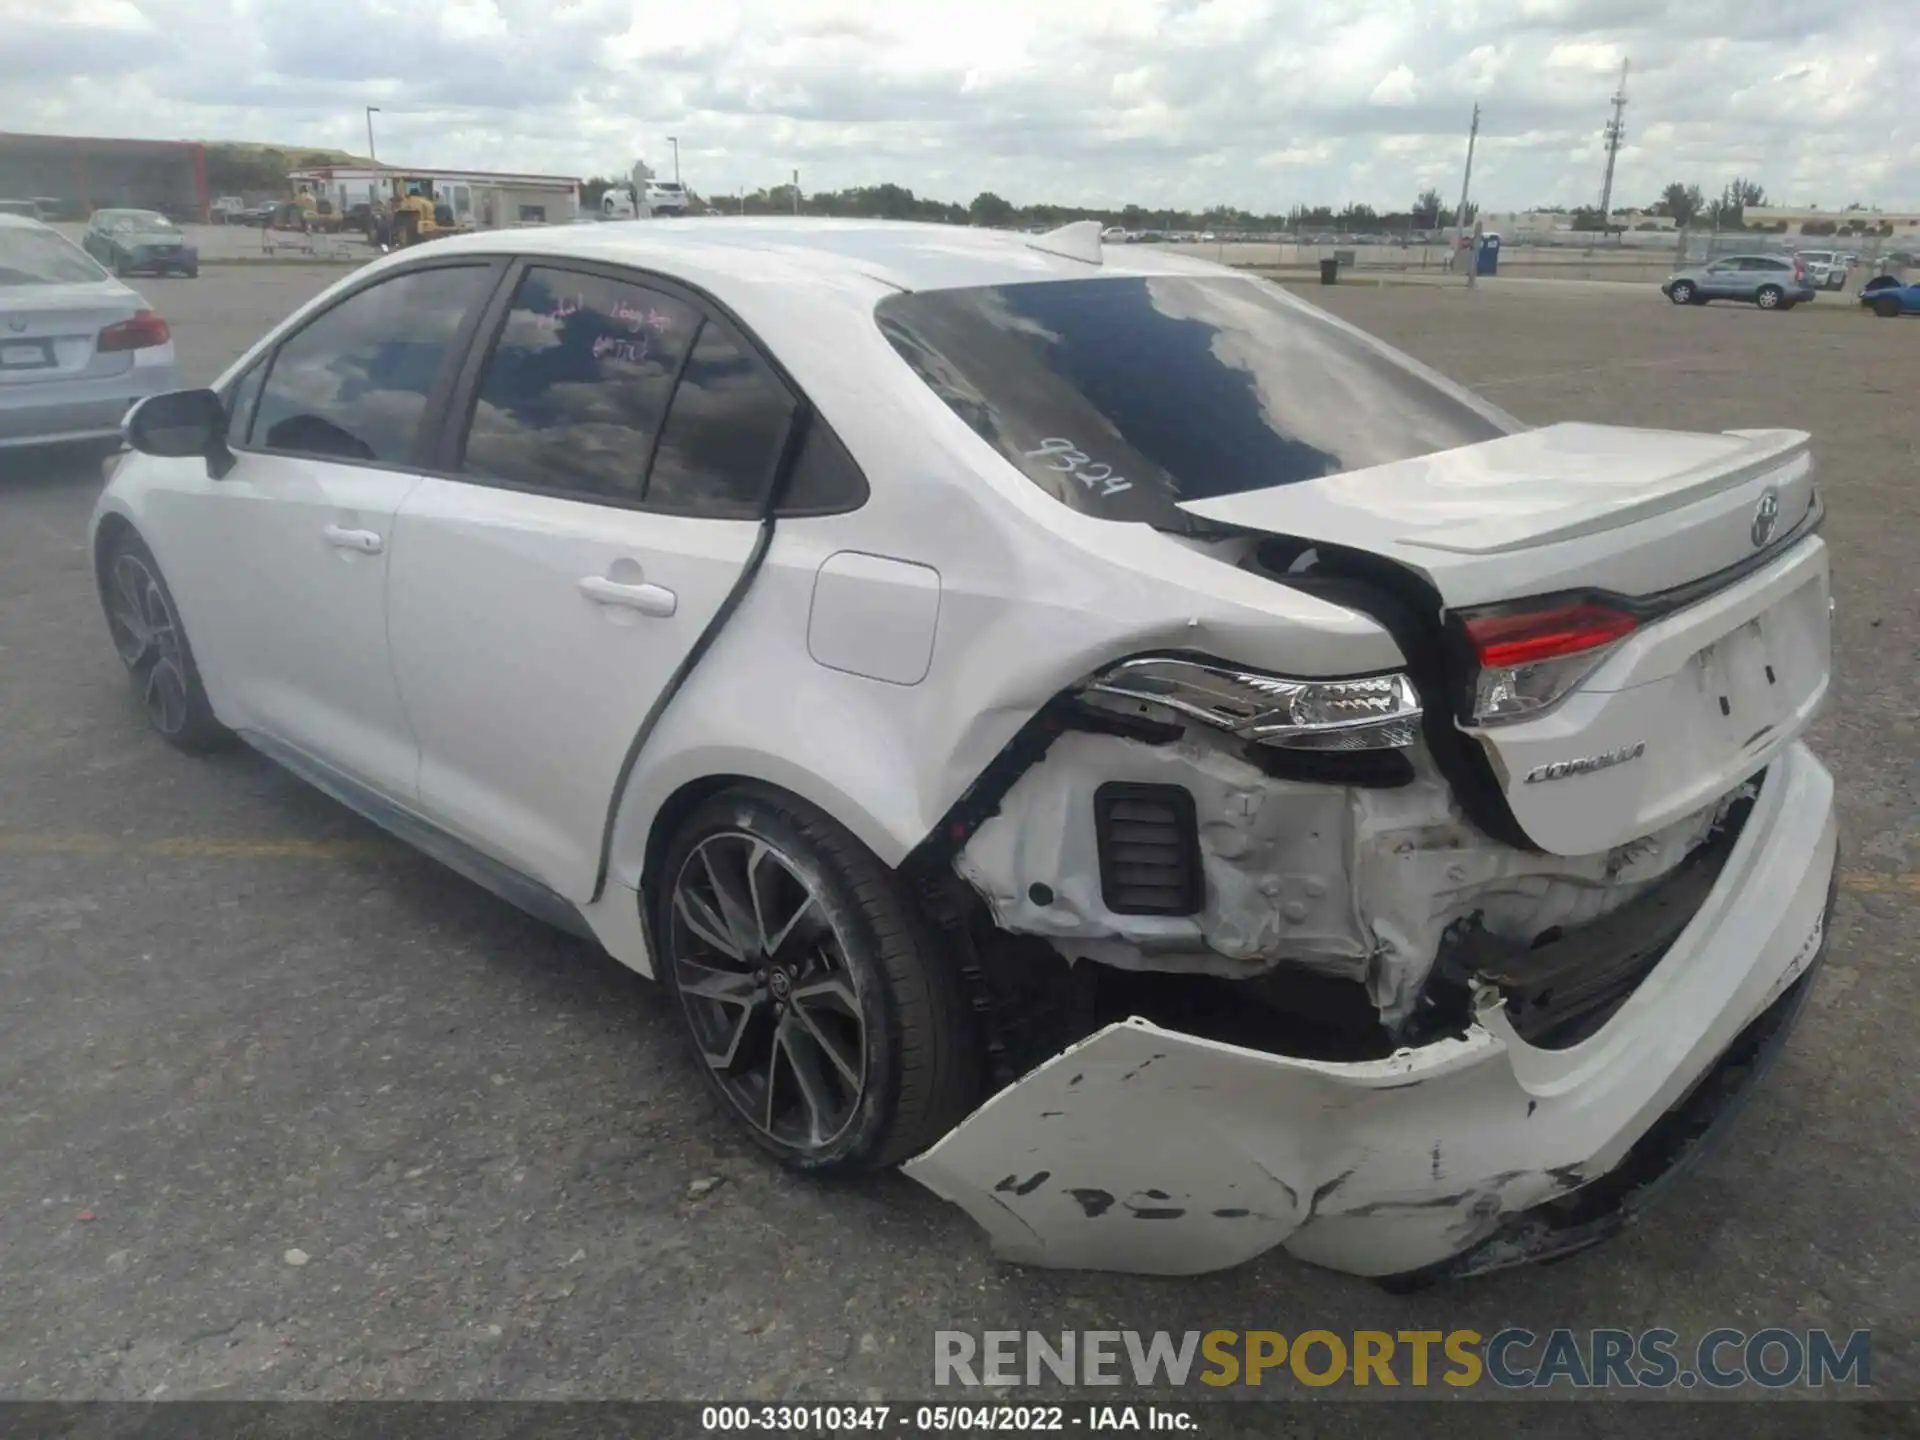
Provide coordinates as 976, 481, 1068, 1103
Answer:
0, 214, 180, 456
91, 218, 1835, 1284
1794, 249, 1850, 291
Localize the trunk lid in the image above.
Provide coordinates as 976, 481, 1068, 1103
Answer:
1182, 423, 1829, 856
1179, 422, 1815, 608
0, 281, 141, 384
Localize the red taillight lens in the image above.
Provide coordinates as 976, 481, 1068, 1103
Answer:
1793, 260, 1806, 280
1463, 600, 1640, 725
1465, 602, 1639, 667
98, 310, 170, 353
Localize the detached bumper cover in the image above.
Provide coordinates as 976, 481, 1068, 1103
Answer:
903, 741, 1836, 1279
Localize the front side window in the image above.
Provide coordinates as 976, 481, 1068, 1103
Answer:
877, 275, 1506, 532
248, 265, 488, 463
645, 322, 796, 516
458, 267, 699, 502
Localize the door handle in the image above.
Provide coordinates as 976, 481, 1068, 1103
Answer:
323, 524, 383, 555
578, 574, 677, 617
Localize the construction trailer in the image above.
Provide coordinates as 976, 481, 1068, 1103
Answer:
286, 164, 582, 231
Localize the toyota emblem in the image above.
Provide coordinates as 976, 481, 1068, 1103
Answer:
1751, 489, 1781, 548
4, 317, 25, 334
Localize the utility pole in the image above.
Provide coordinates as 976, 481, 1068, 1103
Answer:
1455, 102, 1480, 283
792, 169, 801, 216
1597, 58, 1630, 244
668, 136, 680, 185
365, 106, 380, 162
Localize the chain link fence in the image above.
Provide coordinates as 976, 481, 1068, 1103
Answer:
1140, 218, 1916, 286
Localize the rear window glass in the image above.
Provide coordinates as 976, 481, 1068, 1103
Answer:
0, 225, 108, 285
876, 276, 1505, 531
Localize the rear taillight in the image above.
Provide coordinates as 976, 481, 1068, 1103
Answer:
98, 311, 170, 353
1793, 259, 1807, 281
1461, 600, 1639, 725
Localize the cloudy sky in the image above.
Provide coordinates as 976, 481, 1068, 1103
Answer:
5, 0, 1914, 212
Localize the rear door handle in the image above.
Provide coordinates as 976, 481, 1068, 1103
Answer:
577, 574, 677, 617
323, 524, 383, 555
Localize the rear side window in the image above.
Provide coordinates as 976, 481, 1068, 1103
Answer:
644, 322, 797, 517
0, 224, 107, 285
459, 267, 699, 503
876, 276, 1505, 533
248, 265, 488, 463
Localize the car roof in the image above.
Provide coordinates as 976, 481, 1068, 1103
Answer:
413, 217, 1228, 300
0, 212, 52, 231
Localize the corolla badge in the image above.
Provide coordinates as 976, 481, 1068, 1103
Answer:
1751, 488, 1781, 548
1523, 741, 1647, 785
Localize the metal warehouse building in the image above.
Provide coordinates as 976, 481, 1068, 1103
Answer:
0, 132, 208, 221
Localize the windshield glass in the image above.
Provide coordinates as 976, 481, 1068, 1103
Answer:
876, 275, 1506, 532
0, 225, 110, 285
108, 210, 177, 231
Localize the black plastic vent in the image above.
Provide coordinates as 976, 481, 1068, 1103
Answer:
1094, 783, 1203, 916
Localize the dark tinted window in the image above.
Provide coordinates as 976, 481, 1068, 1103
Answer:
645, 323, 796, 516
778, 416, 870, 515
877, 276, 1507, 531
250, 266, 486, 463
460, 267, 698, 502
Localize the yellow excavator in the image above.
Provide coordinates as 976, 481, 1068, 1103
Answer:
379, 176, 458, 249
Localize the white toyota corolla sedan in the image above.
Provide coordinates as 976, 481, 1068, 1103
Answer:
93, 218, 1836, 1285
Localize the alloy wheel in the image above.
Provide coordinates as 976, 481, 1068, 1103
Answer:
668, 832, 869, 1153
102, 552, 190, 735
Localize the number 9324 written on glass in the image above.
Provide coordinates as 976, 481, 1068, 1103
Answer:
1024, 438, 1133, 496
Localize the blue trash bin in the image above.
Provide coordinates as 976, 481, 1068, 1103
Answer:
1475, 233, 1501, 276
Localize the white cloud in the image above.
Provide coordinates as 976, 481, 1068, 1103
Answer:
1370, 65, 1419, 107
0, 0, 1913, 210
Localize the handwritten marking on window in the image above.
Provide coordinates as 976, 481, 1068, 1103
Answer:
1023, 437, 1134, 495
532, 294, 584, 331
592, 334, 651, 363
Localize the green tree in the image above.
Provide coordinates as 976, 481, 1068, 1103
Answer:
1657, 181, 1704, 227
1413, 187, 1446, 226
968, 191, 1014, 228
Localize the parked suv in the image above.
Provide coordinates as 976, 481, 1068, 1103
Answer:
1662, 254, 1816, 310
1794, 250, 1849, 291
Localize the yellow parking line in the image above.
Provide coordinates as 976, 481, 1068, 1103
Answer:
1839, 870, 1920, 896
0, 833, 395, 860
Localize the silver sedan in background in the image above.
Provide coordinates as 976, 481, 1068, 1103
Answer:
0, 215, 181, 457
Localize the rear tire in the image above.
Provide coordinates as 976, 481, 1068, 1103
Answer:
1755, 285, 1784, 310
96, 530, 233, 754
654, 785, 982, 1174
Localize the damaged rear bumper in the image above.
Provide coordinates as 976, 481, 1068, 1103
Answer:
903, 740, 1836, 1280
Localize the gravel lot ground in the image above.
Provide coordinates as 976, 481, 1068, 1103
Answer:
1, 266, 1914, 1417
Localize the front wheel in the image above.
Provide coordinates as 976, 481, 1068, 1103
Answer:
654, 785, 982, 1173
97, 531, 232, 753
1873, 296, 1902, 318
1667, 281, 1696, 305
1755, 285, 1784, 310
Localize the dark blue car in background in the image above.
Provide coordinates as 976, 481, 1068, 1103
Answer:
1859, 275, 1920, 318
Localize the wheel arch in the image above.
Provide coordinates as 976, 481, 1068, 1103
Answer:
616, 753, 926, 931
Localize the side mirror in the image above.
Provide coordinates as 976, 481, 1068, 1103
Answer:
123, 389, 235, 477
